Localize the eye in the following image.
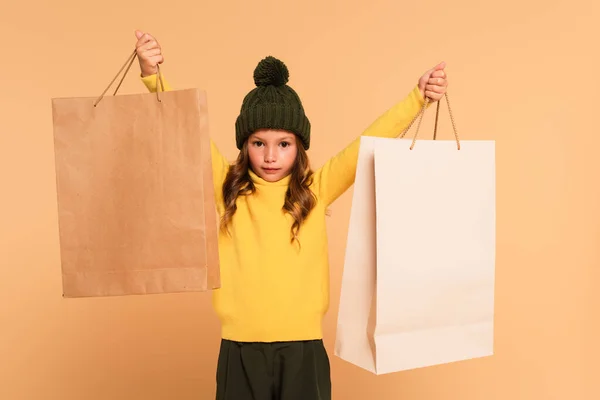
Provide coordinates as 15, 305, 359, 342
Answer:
252, 140, 264, 147
279, 141, 291, 148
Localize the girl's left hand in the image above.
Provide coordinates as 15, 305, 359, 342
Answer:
418, 61, 448, 102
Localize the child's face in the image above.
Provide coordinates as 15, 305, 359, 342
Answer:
247, 129, 298, 182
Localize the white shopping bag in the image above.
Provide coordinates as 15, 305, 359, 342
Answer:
335, 95, 496, 375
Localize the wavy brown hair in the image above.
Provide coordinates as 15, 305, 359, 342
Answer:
220, 136, 317, 244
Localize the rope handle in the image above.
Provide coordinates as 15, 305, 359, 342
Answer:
398, 92, 461, 150
93, 49, 165, 107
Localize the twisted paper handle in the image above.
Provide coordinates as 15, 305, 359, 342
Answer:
94, 49, 165, 107
398, 92, 460, 150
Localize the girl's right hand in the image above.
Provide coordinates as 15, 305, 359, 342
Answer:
135, 30, 164, 77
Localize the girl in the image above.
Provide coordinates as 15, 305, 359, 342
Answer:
134, 30, 448, 400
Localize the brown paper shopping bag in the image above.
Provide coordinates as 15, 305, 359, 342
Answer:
51, 50, 220, 297
335, 94, 495, 374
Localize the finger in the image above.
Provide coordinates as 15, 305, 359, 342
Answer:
426, 84, 446, 93
425, 61, 445, 75
427, 77, 447, 86
431, 69, 446, 79
139, 38, 158, 51
433, 61, 446, 71
138, 39, 160, 53
136, 33, 151, 47
135, 30, 144, 40
148, 55, 164, 66
136, 33, 155, 48
141, 48, 162, 58
425, 90, 442, 100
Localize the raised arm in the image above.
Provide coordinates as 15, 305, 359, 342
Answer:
312, 62, 448, 207
312, 85, 425, 206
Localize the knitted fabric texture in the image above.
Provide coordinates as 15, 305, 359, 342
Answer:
235, 56, 311, 150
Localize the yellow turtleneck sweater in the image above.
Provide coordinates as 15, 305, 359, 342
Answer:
140, 74, 426, 342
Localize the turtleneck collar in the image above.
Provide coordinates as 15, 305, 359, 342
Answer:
248, 168, 291, 187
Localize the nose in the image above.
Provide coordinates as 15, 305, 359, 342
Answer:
264, 146, 276, 163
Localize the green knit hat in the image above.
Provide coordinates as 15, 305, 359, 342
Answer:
235, 56, 311, 150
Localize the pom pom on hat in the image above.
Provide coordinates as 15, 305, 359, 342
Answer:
253, 56, 290, 87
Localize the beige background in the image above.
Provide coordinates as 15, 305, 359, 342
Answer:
1, 0, 598, 399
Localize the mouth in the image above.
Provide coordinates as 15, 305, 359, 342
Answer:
261, 167, 281, 174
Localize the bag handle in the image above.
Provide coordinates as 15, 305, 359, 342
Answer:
398, 92, 461, 150
93, 49, 165, 107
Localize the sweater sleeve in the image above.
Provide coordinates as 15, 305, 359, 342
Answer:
312, 85, 426, 207
140, 74, 230, 197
